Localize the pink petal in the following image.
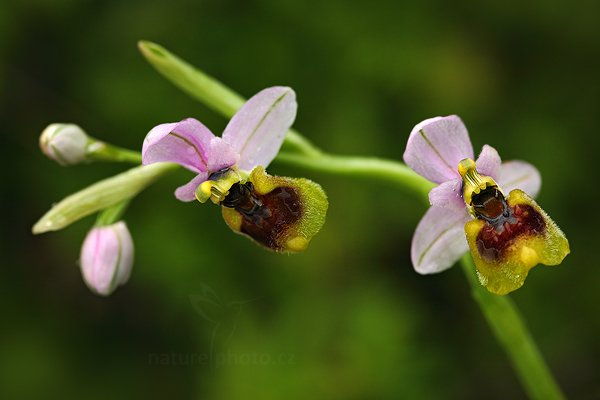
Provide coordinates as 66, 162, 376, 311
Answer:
403, 116, 474, 184
476, 144, 501, 179
174, 172, 209, 202
411, 206, 470, 274
222, 87, 297, 171
80, 226, 118, 295
207, 137, 240, 172
497, 160, 542, 198
142, 118, 218, 173
428, 178, 465, 212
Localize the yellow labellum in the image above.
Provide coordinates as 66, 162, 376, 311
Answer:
465, 189, 570, 295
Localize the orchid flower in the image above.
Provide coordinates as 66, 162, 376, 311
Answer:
404, 116, 569, 295
141, 87, 327, 253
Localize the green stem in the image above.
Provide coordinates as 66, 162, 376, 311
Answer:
460, 255, 565, 399
88, 142, 143, 164
138, 40, 565, 399
95, 200, 131, 227
275, 151, 433, 198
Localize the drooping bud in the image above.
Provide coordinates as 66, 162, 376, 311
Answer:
459, 159, 570, 295
80, 221, 134, 296
40, 123, 91, 166
220, 166, 328, 253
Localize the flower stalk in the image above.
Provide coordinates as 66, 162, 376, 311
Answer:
137, 41, 566, 398
460, 255, 564, 399
95, 200, 131, 227
88, 142, 142, 164
275, 151, 433, 198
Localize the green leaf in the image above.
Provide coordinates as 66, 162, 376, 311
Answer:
33, 163, 177, 234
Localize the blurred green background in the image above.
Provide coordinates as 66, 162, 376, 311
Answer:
2, 0, 599, 398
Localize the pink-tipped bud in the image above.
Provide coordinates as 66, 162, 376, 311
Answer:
80, 221, 134, 296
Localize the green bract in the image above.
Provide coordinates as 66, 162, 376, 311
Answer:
32, 163, 177, 234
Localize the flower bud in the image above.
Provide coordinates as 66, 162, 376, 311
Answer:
80, 221, 134, 296
40, 123, 90, 166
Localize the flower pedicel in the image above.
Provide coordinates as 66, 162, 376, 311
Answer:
404, 116, 569, 295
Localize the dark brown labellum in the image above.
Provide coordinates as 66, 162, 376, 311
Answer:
222, 183, 302, 250
474, 189, 546, 262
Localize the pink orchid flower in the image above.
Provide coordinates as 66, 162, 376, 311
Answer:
404, 115, 569, 294
141, 87, 327, 253
142, 86, 297, 201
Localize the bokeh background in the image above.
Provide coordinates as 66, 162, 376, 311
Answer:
2, 0, 599, 398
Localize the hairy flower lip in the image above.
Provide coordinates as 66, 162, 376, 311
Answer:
221, 166, 328, 253
465, 189, 569, 295
141, 86, 297, 202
